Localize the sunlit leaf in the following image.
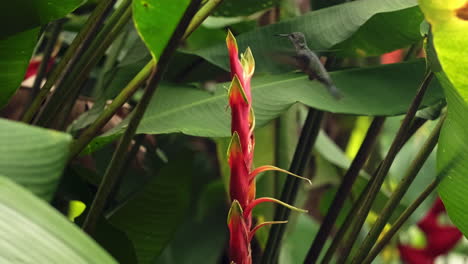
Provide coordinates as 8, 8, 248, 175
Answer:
419, 0, 468, 236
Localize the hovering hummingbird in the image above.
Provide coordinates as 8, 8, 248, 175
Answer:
276, 32, 342, 99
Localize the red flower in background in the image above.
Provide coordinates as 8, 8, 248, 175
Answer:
398, 198, 462, 264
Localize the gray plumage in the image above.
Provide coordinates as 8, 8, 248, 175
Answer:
277, 32, 342, 99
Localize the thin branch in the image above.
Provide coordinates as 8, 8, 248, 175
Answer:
261, 109, 324, 264
35, 0, 131, 128
69, 0, 226, 158
362, 178, 440, 264
22, 0, 117, 124
23, 19, 64, 117
303, 116, 385, 263
351, 113, 445, 264
81, 0, 202, 235
335, 71, 434, 263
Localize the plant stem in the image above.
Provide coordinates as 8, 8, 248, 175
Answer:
362, 178, 440, 264
274, 109, 296, 196
69, 0, 225, 157
351, 113, 445, 264
321, 170, 377, 264
261, 108, 324, 264
22, 0, 116, 124
303, 116, 385, 263
183, 0, 223, 39
23, 20, 64, 117
69, 61, 154, 158
81, 0, 202, 235
321, 117, 429, 264
36, 0, 131, 128
335, 71, 434, 263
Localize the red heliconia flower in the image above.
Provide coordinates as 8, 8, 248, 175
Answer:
225, 30, 310, 264
398, 198, 462, 264
228, 200, 252, 264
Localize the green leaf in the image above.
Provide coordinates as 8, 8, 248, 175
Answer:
0, 118, 71, 201
0, 28, 39, 107
333, 6, 424, 57
132, 0, 191, 59
213, 0, 279, 17
108, 153, 193, 263
88, 60, 444, 151
0, 176, 117, 263
155, 180, 228, 264
418, 0, 468, 236
193, 0, 419, 73
0, 0, 83, 39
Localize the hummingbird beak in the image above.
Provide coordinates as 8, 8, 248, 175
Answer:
275, 34, 290, 37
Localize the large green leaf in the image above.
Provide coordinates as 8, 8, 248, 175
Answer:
0, 176, 117, 263
0, 0, 83, 39
132, 0, 191, 59
0, 28, 39, 108
212, 0, 279, 17
333, 6, 424, 57
418, 0, 468, 236
108, 153, 193, 264
193, 0, 419, 73
84, 60, 444, 153
0, 118, 71, 201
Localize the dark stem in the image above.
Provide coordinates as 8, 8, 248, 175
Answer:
261, 108, 324, 264
81, 0, 202, 235
362, 178, 440, 264
22, 0, 116, 124
335, 71, 434, 263
303, 116, 385, 263
23, 19, 64, 117
35, 0, 130, 128
68, 0, 225, 158
321, 169, 377, 264
351, 114, 445, 264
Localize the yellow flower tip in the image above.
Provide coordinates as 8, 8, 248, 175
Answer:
227, 131, 243, 159
226, 29, 238, 53
227, 199, 243, 225
228, 75, 248, 104
241, 47, 255, 78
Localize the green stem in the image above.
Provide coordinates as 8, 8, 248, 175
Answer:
69, 61, 153, 159
362, 178, 440, 264
36, 0, 131, 127
321, 170, 377, 264
22, 0, 117, 124
81, 0, 202, 235
69, 0, 225, 158
303, 116, 385, 263
261, 108, 324, 264
351, 114, 445, 264
183, 0, 223, 39
23, 20, 64, 116
335, 71, 434, 263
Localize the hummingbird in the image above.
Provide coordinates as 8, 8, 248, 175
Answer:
276, 32, 342, 99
